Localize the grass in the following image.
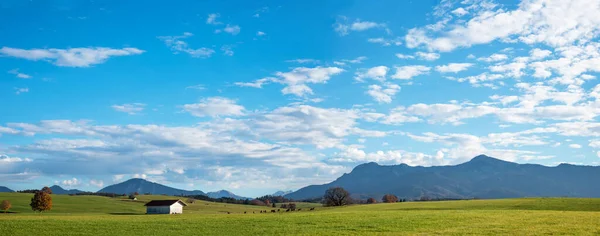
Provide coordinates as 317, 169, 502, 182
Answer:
1, 193, 599, 235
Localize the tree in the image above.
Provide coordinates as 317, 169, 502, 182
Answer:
288, 203, 297, 210
366, 198, 377, 204
323, 187, 351, 207
1, 200, 11, 213
41, 186, 52, 194
264, 199, 271, 206
30, 191, 52, 213
382, 194, 398, 203
272, 202, 276, 208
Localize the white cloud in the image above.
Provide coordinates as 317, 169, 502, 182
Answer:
0, 47, 144, 67
405, 0, 600, 52
355, 66, 388, 82
234, 78, 274, 88
274, 67, 345, 97
14, 87, 29, 95
392, 65, 431, 80
435, 63, 473, 73
367, 38, 402, 46
0, 154, 32, 163
569, 144, 582, 149
111, 103, 146, 115
489, 62, 527, 78
333, 16, 388, 36
415, 52, 440, 61
367, 83, 400, 103
477, 54, 508, 62
256, 31, 266, 36
221, 45, 234, 56
8, 69, 32, 79
451, 7, 468, 16
222, 24, 241, 35
90, 179, 104, 188
530, 48, 552, 60
182, 97, 245, 117
158, 33, 214, 58
334, 56, 368, 66
61, 178, 80, 187
395, 53, 415, 59
206, 13, 222, 25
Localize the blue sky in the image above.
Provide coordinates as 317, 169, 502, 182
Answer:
1, 0, 600, 197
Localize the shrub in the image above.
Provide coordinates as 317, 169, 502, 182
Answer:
323, 187, 351, 207
1, 200, 11, 213
382, 194, 399, 203
367, 198, 377, 204
30, 191, 52, 212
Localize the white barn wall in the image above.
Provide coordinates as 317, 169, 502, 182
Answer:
170, 203, 183, 214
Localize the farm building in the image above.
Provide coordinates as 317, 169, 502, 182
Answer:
144, 199, 188, 214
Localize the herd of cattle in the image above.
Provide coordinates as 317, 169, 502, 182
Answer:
241, 207, 316, 214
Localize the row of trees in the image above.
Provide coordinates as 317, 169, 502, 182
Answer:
323, 188, 409, 206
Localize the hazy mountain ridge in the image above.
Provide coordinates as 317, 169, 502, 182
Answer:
50, 185, 84, 194
98, 178, 205, 196
271, 190, 293, 196
206, 190, 250, 200
0, 186, 14, 192
285, 155, 600, 200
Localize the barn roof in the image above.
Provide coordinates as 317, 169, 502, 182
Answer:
144, 199, 188, 207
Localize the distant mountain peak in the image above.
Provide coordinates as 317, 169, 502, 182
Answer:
467, 154, 512, 164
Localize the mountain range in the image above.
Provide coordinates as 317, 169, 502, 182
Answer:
205, 190, 250, 200
0, 186, 14, 192
285, 155, 600, 200
50, 185, 84, 195
98, 178, 206, 196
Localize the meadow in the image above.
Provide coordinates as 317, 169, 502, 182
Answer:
1, 193, 600, 235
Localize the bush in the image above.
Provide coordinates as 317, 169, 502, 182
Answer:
367, 198, 377, 204
323, 187, 351, 207
30, 191, 52, 212
382, 194, 398, 203
1, 200, 11, 213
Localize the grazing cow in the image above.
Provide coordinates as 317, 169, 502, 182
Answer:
310, 207, 315, 211
271, 210, 276, 213
227, 212, 230, 214
298, 209, 302, 211
277, 209, 281, 212
286, 209, 290, 212
253, 211, 255, 214
244, 211, 247, 214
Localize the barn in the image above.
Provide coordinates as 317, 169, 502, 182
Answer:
144, 199, 188, 214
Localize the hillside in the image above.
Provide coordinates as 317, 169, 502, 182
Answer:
206, 190, 249, 200
50, 185, 84, 195
0, 192, 275, 214
98, 178, 205, 196
286, 155, 600, 200
0, 186, 14, 192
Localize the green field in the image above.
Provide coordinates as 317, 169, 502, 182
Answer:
1, 193, 599, 235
